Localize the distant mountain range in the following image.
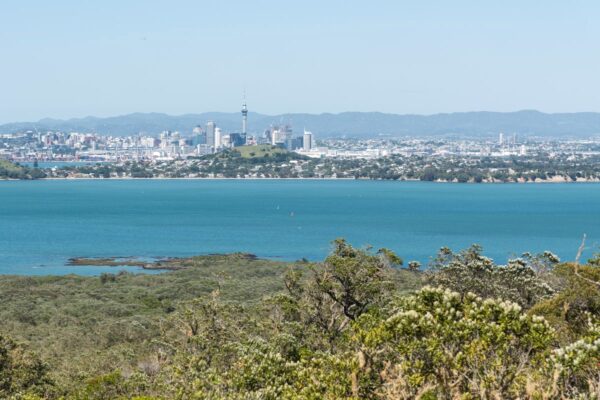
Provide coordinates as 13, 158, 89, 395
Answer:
2, 110, 600, 138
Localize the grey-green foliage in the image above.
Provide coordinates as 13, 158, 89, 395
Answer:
281, 239, 408, 346
5, 241, 600, 399
589, 248, 600, 267
0, 334, 54, 399
428, 244, 556, 308
139, 240, 418, 399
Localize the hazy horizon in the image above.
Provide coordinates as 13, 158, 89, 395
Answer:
5, 108, 600, 125
2, 1, 600, 124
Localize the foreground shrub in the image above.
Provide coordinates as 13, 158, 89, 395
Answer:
0, 334, 54, 399
355, 287, 555, 399
428, 245, 556, 308
551, 321, 600, 398
531, 263, 600, 342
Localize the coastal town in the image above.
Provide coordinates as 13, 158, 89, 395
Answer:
3, 125, 600, 164
3, 142, 600, 182
2, 100, 600, 164
2, 101, 600, 182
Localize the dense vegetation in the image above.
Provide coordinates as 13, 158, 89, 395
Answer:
40, 152, 600, 182
0, 159, 46, 179
230, 144, 294, 159
0, 241, 599, 399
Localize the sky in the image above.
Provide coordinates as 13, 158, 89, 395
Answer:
1, 0, 599, 123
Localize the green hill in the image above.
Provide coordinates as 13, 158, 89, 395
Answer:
203, 145, 308, 163
233, 144, 288, 159
0, 159, 46, 179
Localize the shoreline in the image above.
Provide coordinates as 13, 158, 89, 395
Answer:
2, 176, 600, 183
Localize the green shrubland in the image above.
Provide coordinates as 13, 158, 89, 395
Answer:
0, 241, 599, 399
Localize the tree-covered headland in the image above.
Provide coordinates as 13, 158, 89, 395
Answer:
0, 241, 599, 399
0, 159, 46, 180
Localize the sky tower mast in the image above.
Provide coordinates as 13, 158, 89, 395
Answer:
241, 92, 248, 137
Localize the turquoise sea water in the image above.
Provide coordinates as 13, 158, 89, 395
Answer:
1, 180, 599, 275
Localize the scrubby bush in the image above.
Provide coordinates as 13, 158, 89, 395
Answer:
0, 334, 54, 399
354, 287, 555, 399
1, 241, 600, 399
428, 245, 555, 308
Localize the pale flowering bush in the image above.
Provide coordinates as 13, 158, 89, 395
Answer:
550, 320, 600, 398
354, 286, 555, 399
429, 245, 556, 308
163, 336, 358, 400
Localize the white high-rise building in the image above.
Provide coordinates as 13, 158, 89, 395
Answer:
498, 132, 504, 146
206, 121, 216, 149
270, 128, 280, 145
215, 127, 222, 148
221, 134, 231, 148
303, 130, 313, 151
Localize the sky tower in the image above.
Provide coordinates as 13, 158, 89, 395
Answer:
241, 94, 248, 137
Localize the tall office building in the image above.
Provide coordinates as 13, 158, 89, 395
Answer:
498, 132, 504, 146
206, 121, 216, 149
192, 125, 206, 146
215, 127, 222, 148
303, 130, 313, 151
269, 125, 292, 146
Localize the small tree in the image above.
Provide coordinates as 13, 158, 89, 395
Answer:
407, 261, 421, 272
0, 334, 54, 399
530, 262, 600, 342
428, 245, 555, 308
282, 239, 402, 347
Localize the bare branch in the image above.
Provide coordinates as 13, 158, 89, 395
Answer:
575, 233, 587, 265
573, 233, 600, 289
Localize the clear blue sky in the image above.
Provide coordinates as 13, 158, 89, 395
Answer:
1, 0, 599, 123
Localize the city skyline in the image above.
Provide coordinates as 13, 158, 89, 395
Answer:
2, 1, 600, 123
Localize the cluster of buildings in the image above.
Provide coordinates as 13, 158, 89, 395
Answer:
0, 100, 316, 162
4, 100, 600, 164
315, 136, 600, 159
180, 100, 313, 157
188, 120, 314, 156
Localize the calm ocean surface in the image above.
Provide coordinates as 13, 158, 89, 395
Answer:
1, 180, 599, 275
